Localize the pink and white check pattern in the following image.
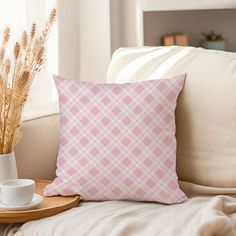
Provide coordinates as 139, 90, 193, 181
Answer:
44, 74, 187, 203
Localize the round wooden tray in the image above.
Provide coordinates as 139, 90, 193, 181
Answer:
0, 180, 80, 223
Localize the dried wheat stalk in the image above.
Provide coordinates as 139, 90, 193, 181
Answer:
0, 8, 56, 154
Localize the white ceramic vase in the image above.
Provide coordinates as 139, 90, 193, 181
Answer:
0, 152, 18, 184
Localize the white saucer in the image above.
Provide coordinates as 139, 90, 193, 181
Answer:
0, 194, 43, 211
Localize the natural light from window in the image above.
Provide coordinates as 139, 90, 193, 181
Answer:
0, 0, 58, 120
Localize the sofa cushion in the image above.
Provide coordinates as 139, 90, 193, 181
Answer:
15, 114, 59, 180
44, 74, 187, 203
107, 46, 236, 189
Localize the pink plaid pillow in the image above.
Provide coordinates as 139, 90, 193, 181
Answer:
44, 74, 187, 203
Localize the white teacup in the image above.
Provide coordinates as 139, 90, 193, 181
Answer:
0, 179, 35, 206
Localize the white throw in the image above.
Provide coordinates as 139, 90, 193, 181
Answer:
6, 195, 236, 236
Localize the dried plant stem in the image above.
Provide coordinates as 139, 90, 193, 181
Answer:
2, 78, 8, 153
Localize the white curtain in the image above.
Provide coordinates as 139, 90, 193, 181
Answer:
0, 0, 58, 120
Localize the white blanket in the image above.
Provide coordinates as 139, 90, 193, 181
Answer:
7, 195, 236, 236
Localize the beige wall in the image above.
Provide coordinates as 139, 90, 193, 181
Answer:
119, 0, 139, 48
57, 0, 80, 80
58, 0, 111, 83
57, 0, 142, 82
79, 0, 111, 83
110, 0, 142, 52
110, 0, 121, 54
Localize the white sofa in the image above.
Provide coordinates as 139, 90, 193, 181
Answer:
2, 46, 236, 236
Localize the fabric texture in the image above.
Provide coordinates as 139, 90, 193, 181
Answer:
44, 74, 187, 203
8, 195, 236, 236
107, 46, 236, 189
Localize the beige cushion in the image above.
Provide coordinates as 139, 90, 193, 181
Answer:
15, 114, 59, 180
107, 46, 236, 188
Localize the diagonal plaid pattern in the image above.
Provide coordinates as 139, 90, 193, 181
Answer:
44, 74, 187, 203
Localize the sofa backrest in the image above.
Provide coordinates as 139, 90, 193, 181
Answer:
15, 114, 59, 180
107, 46, 236, 190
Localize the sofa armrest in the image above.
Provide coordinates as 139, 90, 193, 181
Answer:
15, 114, 59, 180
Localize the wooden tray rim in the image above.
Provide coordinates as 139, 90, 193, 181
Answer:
0, 179, 80, 223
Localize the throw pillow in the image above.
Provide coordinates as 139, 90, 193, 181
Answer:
44, 74, 187, 203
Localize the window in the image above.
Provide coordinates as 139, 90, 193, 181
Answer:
0, 0, 58, 120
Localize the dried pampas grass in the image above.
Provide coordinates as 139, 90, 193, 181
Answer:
0, 8, 56, 154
